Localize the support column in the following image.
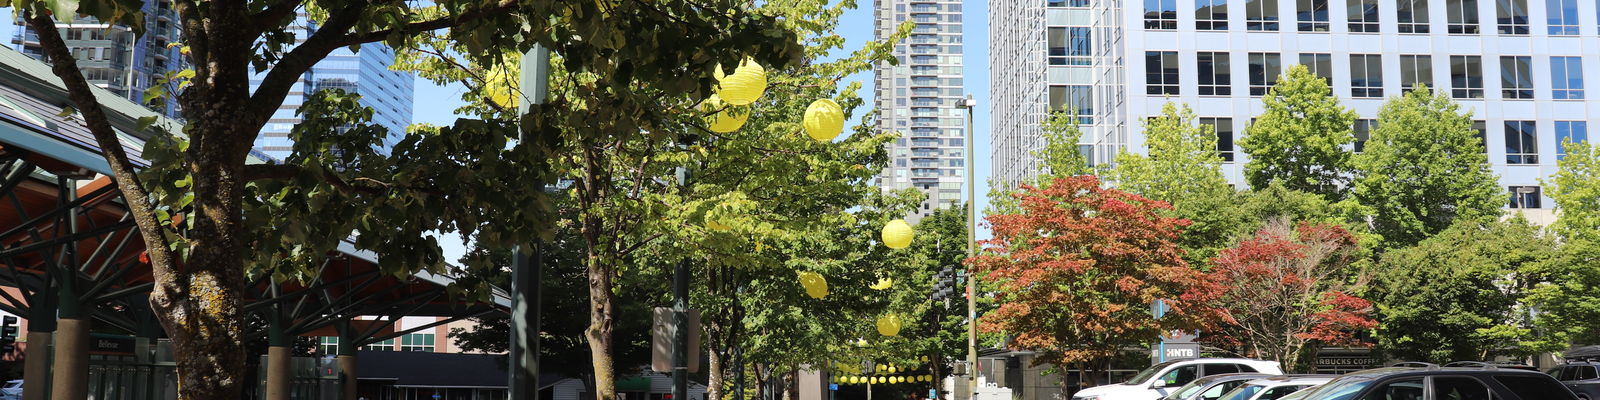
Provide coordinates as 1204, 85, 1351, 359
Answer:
50, 318, 89, 400
21, 282, 56, 400
52, 177, 89, 400
265, 315, 292, 400
337, 321, 359, 400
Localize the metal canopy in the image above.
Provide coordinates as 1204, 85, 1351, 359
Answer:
0, 44, 508, 342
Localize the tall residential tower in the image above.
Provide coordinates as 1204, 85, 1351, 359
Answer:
11, 0, 185, 118
250, 19, 414, 161
874, 0, 969, 222
990, 0, 1597, 219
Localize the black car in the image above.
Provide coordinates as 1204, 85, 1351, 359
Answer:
1549, 361, 1600, 400
1274, 367, 1577, 400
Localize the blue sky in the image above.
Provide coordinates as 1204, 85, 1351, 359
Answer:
3, 0, 993, 244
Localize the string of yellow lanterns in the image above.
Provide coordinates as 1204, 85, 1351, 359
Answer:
711, 58, 925, 341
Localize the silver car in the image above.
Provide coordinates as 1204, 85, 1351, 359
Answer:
1162, 373, 1278, 400
1216, 375, 1336, 400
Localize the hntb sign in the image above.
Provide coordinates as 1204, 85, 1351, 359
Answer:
1151, 343, 1201, 363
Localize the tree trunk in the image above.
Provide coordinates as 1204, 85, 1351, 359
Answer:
585, 259, 618, 400
783, 366, 799, 400
708, 324, 726, 400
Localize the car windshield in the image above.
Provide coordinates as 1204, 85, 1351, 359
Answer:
1164, 379, 1212, 400
1219, 384, 1265, 400
1127, 361, 1184, 384
1279, 377, 1373, 400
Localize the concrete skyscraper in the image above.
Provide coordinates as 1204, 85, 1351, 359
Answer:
874, 0, 969, 222
251, 18, 414, 161
11, 0, 185, 118
990, 0, 1597, 219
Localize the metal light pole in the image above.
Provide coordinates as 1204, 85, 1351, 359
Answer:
511, 44, 551, 400
960, 95, 977, 400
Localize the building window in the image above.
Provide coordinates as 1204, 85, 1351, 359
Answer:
1198, 0, 1230, 29
1496, 0, 1529, 34
364, 338, 396, 351
1552, 56, 1585, 99
1050, 85, 1095, 123
399, 333, 436, 352
1299, 0, 1332, 30
1547, 0, 1580, 34
1450, 55, 1484, 98
1504, 120, 1538, 164
1348, 0, 1380, 31
1353, 119, 1376, 152
1446, 0, 1480, 33
1500, 56, 1534, 99
1473, 120, 1488, 151
1246, 0, 1281, 30
1300, 53, 1334, 83
1147, 51, 1180, 95
1397, 0, 1431, 32
1249, 53, 1283, 96
1203, 117, 1235, 161
319, 337, 339, 355
1049, 27, 1092, 66
1147, 0, 1179, 29
1508, 186, 1542, 208
1351, 54, 1384, 98
1198, 52, 1233, 95
1400, 55, 1433, 92
1556, 120, 1588, 159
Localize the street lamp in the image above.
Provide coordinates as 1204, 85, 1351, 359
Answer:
957, 95, 977, 400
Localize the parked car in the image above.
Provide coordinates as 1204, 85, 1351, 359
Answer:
1270, 367, 1577, 400
1215, 376, 1335, 400
1549, 361, 1600, 400
0, 380, 20, 400
1161, 373, 1277, 400
1072, 358, 1285, 400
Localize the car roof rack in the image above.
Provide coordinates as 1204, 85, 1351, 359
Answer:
1390, 361, 1440, 369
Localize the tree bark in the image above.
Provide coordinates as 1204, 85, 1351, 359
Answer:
708, 323, 726, 400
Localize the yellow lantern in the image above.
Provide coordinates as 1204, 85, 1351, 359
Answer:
716, 58, 766, 105
876, 364, 887, 372
876, 314, 902, 337
888, 366, 898, 373
702, 95, 748, 133
881, 219, 914, 249
895, 377, 905, 384
920, 356, 931, 362
803, 99, 845, 142
798, 271, 828, 299
848, 377, 859, 384
869, 277, 893, 290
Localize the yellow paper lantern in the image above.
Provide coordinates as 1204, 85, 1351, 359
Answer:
925, 375, 934, 382
895, 377, 905, 384
876, 314, 902, 337
869, 277, 893, 290
848, 377, 859, 384
798, 271, 828, 299
920, 356, 931, 362
876, 364, 887, 372
702, 95, 748, 133
881, 219, 914, 249
888, 366, 899, 373
716, 58, 766, 105
803, 99, 845, 142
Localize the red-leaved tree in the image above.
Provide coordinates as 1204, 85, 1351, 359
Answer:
1186, 219, 1376, 371
971, 176, 1203, 384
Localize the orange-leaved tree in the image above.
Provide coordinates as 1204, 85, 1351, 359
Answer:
1186, 219, 1375, 371
971, 175, 1204, 385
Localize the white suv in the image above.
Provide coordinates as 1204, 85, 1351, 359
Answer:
1072, 358, 1284, 400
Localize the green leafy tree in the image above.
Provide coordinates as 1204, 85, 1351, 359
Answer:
1372, 218, 1560, 362
1240, 65, 1360, 200
1350, 85, 1502, 248
1109, 102, 1242, 261
11, 0, 804, 394
1546, 137, 1600, 243
1038, 111, 1094, 180
1529, 138, 1600, 348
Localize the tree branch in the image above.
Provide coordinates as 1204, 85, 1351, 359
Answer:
335, 0, 518, 46
244, 1, 369, 129
23, 12, 176, 270
251, 0, 306, 33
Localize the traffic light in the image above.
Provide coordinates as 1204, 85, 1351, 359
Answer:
930, 267, 957, 301
1, 315, 18, 352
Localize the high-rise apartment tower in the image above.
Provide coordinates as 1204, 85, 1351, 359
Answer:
875, 0, 969, 222
11, 0, 185, 118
